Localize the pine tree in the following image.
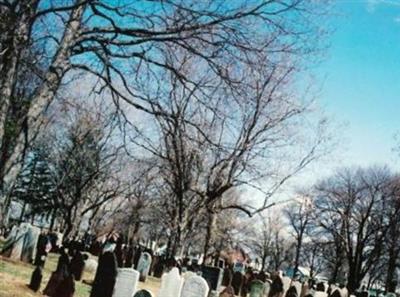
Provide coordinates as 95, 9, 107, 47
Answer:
12, 146, 56, 223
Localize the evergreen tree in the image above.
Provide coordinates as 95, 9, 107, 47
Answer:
12, 146, 56, 223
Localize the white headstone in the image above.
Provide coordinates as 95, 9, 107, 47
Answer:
158, 267, 184, 297
293, 281, 302, 296
314, 291, 328, 297
264, 280, 271, 296
112, 268, 140, 297
340, 287, 349, 297
181, 275, 209, 297
137, 252, 152, 281
183, 271, 196, 280
282, 276, 291, 296
85, 258, 98, 273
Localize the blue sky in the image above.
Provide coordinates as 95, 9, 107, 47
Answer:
317, 0, 400, 169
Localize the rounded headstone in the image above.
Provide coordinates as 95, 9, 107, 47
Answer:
181, 275, 210, 297
134, 289, 153, 297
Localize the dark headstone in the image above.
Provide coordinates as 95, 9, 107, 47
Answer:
232, 271, 244, 296
222, 268, 233, 286
125, 246, 134, 268
331, 290, 342, 297
57, 248, 70, 272
258, 271, 267, 282
115, 238, 124, 268
269, 276, 284, 297
134, 289, 153, 297
70, 251, 85, 281
153, 257, 165, 278
133, 247, 141, 269
90, 251, 118, 297
29, 266, 43, 292
201, 266, 223, 291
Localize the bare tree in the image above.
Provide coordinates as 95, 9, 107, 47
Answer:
0, 0, 329, 226
285, 195, 313, 278
312, 166, 396, 292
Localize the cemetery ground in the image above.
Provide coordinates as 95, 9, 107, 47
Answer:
0, 239, 161, 297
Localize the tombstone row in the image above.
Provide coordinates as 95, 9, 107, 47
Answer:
112, 267, 210, 297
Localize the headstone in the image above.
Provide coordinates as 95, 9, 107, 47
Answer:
314, 292, 328, 297
137, 252, 152, 282
183, 271, 196, 280
21, 224, 40, 263
134, 289, 154, 297
70, 251, 86, 281
133, 247, 141, 269
264, 280, 271, 296
1, 224, 29, 260
85, 258, 98, 273
91, 251, 118, 297
300, 282, 309, 297
219, 286, 235, 297
233, 262, 245, 274
201, 266, 223, 292
340, 287, 349, 297
112, 268, 139, 297
153, 257, 165, 278
125, 246, 134, 268
293, 281, 302, 296
29, 266, 43, 292
282, 276, 291, 295
158, 267, 184, 297
232, 271, 244, 296
258, 271, 267, 282
250, 280, 265, 297
181, 275, 209, 297
222, 268, 233, 286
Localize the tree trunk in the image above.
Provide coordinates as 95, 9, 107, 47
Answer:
261, 250, 268, 272
203, 210, 217, 266
347, 262, 361, 293
385, 245, 399, 293
294, 235, 302, 278
0, 1, 86, 222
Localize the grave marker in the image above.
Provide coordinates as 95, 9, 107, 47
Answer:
232, 271, 244, 296
134, 289, 154, 297
222, 268, 232, 286
158, 267, 183, 297
181, 275, 209, 297
137, 252, 152, 282
112, 268, 139, 297
249, 280, 265, 297
201, 266, 223, 292
21, 224, 40, 263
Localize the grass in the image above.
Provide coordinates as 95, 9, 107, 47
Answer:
0, 239, 161, 297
